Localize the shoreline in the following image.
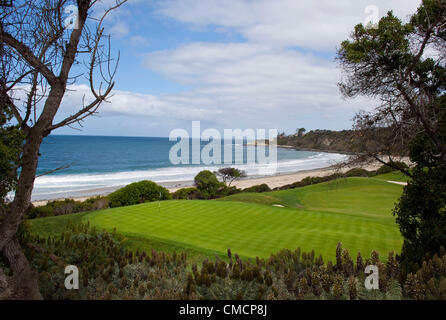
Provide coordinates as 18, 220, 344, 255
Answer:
31, 161, 383, 207
277, 144, 357, 155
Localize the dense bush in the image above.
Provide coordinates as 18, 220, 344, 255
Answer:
274, 172, 344, 191
194, 170, 223, 199
376, 161, 409, 176
172, 187, 200, 200
376, 164, 395, 175
108, 180, 170, 208
11, 223, 446, 300
25, 196, 110, 219
344, 168, 370, 177
243, 184, 271, 193
395, 136, 446, 268
217, 185, 241, 197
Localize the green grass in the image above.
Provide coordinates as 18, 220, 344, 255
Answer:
372, 171, 409, 183
29, 176, 404, 263
221, 177, 403, 216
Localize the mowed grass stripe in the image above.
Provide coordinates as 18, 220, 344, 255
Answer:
29, 177, 404, 263
83, 202, 402, 261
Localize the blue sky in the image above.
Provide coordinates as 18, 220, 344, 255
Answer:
54, 0, 422, 137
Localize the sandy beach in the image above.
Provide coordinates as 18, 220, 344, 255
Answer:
31, 161, 385, 207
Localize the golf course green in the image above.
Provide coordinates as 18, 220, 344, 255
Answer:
29, 176, 404, 262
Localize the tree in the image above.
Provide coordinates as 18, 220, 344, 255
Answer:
0, 0, 127, 299
0, 105, 23, 204
337, 0, 446, 267
296, 128, 306, 137
215, 167, 247, 187
194, 170, 222, 199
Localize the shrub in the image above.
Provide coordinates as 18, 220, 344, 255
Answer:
25, 196, 111, 219
376, 164, 394, 175
274, 173, 344, 191
218, 185, 241, 197
81, 196, 110, 211
194, 170, 222, 199
344, 168, 370, 177
108, 180, 171, 208
172, 187, 200, 200
243, 184, 271, 193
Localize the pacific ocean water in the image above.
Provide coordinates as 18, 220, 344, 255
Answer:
31, 135, 347, 201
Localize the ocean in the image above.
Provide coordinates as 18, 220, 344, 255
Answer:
31, 135, 347, 201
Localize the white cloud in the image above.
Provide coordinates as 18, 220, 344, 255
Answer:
129, 35, 150, 47
56, 84, 222, 122
132, 0, 423, 132
156, 0, 422, 51
61, 0, 424, 134
109, 21, 129, 38
141, 42, 374, 130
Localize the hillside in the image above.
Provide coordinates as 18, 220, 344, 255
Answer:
277, 129, 357, 153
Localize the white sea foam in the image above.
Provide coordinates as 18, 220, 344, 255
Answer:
31, 152, 347, 200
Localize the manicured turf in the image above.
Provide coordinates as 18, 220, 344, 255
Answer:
29, 177, 404, 262
371, 171, 409, 183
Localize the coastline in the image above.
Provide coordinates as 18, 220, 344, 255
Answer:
277, 144, 357, 155
31, 161, 383, 207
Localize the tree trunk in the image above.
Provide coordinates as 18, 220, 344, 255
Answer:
0, 130, 43, 299
3, 238, 42, 299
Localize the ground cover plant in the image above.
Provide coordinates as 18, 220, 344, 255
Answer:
4, 222, 445, 300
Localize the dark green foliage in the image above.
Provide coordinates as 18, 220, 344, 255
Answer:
344, 168, 370, 178
194, 170, 223, 199
338, 0, 446, 268
171, 187, 200, 200
376, 162, 409, 175
215, 167, 247, 186
217, 185, 241, 197
25, 196, 110, 219
108, 180, 171, 208
376, 164, 395, 175
394, 155, 446, 268
274, 172, 345, 191
277, 129, 358, 153
394, 97, 446, 266
0, 105, 24, 202
243, 184, 271, 193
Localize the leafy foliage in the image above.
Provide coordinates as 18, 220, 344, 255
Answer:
108, 181, 170, 208
0, 105, 24, 203
215, 167, 247, 186
25, 196, 110, 219
194, 170, 224, 199
338, 0, 446, 267
171, 187, 200, 200
277, 129, 358, 153
243, 184, 271, 193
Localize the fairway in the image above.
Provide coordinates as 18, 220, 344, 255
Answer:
30, 177, 404, 262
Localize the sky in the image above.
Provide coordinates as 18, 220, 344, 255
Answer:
53, 0, 423, 137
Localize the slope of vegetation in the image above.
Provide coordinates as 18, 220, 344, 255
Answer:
277, 129, 357, 153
